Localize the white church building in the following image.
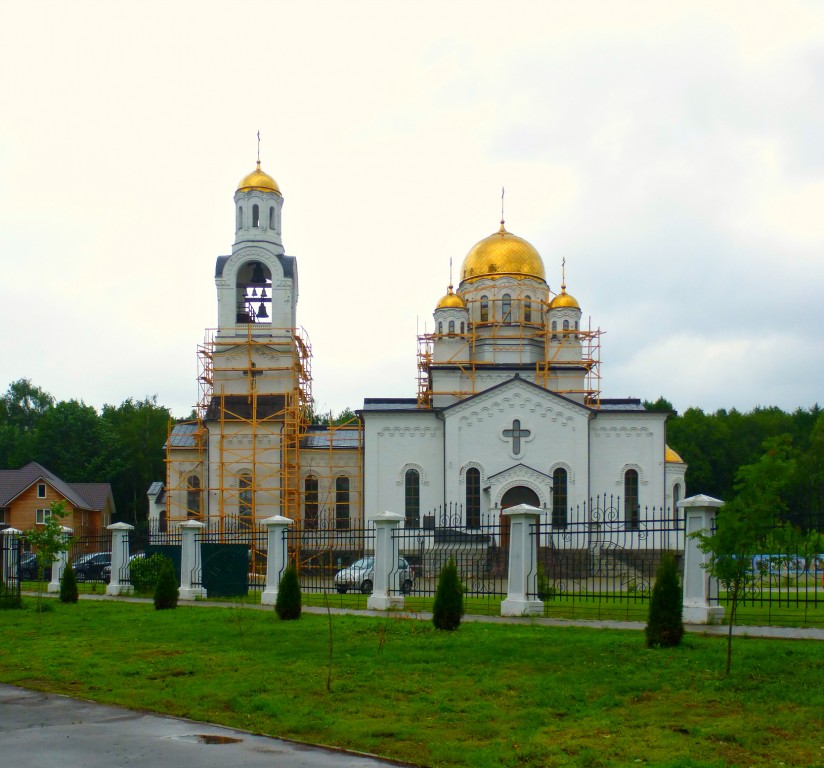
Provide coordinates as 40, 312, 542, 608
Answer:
149, 157, 686, 542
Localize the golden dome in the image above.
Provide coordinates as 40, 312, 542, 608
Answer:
436, 285, 466, 310
665, 445, 685, 464
460, 222, 546, 283
549, 288, 580, 310
237, 161, 281, 194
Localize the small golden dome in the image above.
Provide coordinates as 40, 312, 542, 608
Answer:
460, 222, 546, 283
665, 445, 685, 464
549, 288, 580, 310
237, 161, 281, 194
436, 285, 466, 310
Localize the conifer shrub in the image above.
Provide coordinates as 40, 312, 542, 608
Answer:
645, 551, 684, 648
275, 563, 301, 620
433, 559, 463, 631
59, 560, 79, 603
153, 557, 179, 610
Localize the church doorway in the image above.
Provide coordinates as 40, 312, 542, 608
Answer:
498, 486, 540, 574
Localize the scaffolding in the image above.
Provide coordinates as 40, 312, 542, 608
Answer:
417, 295, 603, 407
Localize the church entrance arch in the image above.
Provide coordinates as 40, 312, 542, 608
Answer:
498, 486, 540, 573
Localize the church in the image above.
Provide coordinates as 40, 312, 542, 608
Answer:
148, 157, 686, 539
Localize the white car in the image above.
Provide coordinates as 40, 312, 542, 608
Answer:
334, 556, 414, 594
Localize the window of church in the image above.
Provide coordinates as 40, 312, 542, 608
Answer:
438, 321, 443, 335
269, 206, 275, 229
551, 468, 568, 528
448, 320, 455, 334
624, 469, 640, 530
480, 296, 489, 322
563, 319, 570, 331
551, 320, 557, 339
186, 475, 200, 518
158, 510, 167, 534
239, 473, 253, 525
466, 468, 480, 528
502, 294, 512, 323
672, 483, 681, 524
237, 206, 243, 229
305, 475, 319, 530
405, 469, 420, 528
335, 476, 350, 530
460, 322, 465, 334
524, 296, 532, 323
252, 204, 260, 228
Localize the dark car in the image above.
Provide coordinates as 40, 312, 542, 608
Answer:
20, 552, 52, 581
73, 552, 111, 582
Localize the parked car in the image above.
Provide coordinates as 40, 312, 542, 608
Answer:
334, 556, 414, 594
102, 552, 145, 584
73, 552, 111, 582
19, 552, 52, 581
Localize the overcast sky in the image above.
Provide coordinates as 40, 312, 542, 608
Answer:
1, 1, 822, 419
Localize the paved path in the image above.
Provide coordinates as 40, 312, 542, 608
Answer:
0, 684, 408, 768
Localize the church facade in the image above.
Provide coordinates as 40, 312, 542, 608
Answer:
149, 159, 686, 538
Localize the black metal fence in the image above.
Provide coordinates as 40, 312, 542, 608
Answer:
1, 533, 22, 603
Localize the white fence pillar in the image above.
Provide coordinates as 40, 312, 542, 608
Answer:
1, 528, 22, 586
501, 504, 543, 617
260, 516, 293, 606
47, 527, 74, 593
368, 511, 404, 611
106, 522, 134, 596
179, 520, 206, 600
679, 494, 725, 624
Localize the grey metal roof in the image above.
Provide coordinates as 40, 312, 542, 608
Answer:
147, 481, 164, 496
597, 399, 646, 412
361, 398, 425, 412
166, 422, 199, 449
301, 429, 361, 449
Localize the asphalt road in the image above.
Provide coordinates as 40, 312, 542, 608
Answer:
0, 684, 407, 768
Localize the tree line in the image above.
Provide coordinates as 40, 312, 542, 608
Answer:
646, 397, 824, 521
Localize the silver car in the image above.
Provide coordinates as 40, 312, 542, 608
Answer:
334, 556, 414, 594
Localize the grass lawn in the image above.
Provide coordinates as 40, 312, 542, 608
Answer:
1, 599, 823, 767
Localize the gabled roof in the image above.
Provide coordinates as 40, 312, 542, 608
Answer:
486, 463, 553, 483
443, 374, 593, 416
0, 461, 112, 511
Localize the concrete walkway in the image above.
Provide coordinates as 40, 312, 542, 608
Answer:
0, 684, 410, 768
38, 590, 824, 640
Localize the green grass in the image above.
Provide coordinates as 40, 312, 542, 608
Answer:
1, 599, 823, 767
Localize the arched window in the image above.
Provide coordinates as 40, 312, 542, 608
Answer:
502, 294, 512, 322
624, 469, 640, 530
460, 321, 465, 334
524, 296, 532, 323
269, 206, 275, 229
480, 296, 489, 322
239, 473, 253, 525
252, 204, 260, 227
305, 475, 319, 529
574, 320, 579, 330
552, 468, 568, 529
448, 320, 455, 334
672, 483, 682, 524
186, 475, 200, 518
466, 468, 480, 528
335, 476, 350, 529
159, 510, 167, 534
438, 321, 443, 335
237, 206, 243, 230
404, 469, 420, 528
563, 319, 570, 331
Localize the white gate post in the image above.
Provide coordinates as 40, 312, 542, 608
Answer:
368, 511, 404, 611
106, 522, 134, 596
47, 526, 74, 593
501, 504, 543, 617
679, 494, 725, 624
1, 528, 22, 586
260, 515, 292, 606
179, 520, 206, 600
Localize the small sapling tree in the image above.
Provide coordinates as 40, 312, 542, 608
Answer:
433, 558, 463, 630
59, 558, 79, 603
696, 436, 795, 674
645, 551, 683, 648
24, 500, 69, 613
275, 563, 301, 620
153, 557, 179, 610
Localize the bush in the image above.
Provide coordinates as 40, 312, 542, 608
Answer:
275, 563, 301, 620
130, 554, 166, 593
153, 557, 179, 610
645, 551, 684, 648
433, 559, 463, 631
0, 580, 22, 610
60, 560, 79, 603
